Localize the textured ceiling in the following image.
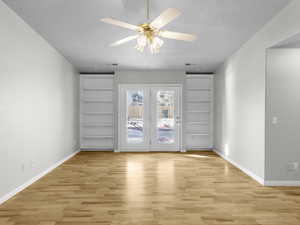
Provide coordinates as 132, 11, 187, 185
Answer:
3, 0, 292, 73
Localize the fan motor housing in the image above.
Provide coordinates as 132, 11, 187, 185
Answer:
139, 23, 156, 42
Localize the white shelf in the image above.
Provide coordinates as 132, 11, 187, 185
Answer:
81, 123, 113, 127
83, 88, 113, 91
186, 133, 209, 136
186, 100, 211, 103
186, 111, 210, 113
82, 112, 114, 115
187, 121, 209, 124
187, 88, 211, 91
83, 135, 114, 139
82, 100, 113, 103
186, 74, 212, 78
82, 75, 114, 79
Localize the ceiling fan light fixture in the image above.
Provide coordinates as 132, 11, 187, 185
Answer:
135, 34, 147, 52
149, 36, 164, 54
134, 24, 164, 54
135, 32, 163, 54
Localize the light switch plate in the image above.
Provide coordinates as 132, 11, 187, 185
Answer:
287, 162, 298, 172
272, 116, 278, 124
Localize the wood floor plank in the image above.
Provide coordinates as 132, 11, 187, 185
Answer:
0, 151, 299, 225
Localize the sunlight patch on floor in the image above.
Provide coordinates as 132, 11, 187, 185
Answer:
185, 154, 210, 159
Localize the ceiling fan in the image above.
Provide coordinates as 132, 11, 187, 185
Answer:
101, 0, 197, 53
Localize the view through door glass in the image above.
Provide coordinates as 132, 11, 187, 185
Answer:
126, 90, 144, 144
156, 91, 175, 144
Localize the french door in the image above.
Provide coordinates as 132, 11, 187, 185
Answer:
119, 85, 181, 152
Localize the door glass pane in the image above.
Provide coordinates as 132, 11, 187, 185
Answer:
127, 90, 144, 144
157, 91, 175, 144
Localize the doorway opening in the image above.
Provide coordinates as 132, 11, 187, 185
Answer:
265, 32, 300, 181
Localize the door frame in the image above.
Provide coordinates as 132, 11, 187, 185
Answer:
117, 84, 183, 152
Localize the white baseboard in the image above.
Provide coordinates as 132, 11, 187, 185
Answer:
213, 149, 265, 185
81, 149, 113, 152
186, 149, 214, 152
264, 180, 300, 186
0, 150, 80, 205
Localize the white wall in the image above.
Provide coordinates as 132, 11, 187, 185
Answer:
0, 1, 79, 199
116, 70, 186, 84
214, 0, 300, 182
266, 48, 300, 181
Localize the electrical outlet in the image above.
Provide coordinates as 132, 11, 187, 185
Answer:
272, 116, 278, 125
73, 139, 78, 150
30, 160, 37, 169
287, 162, 298, 172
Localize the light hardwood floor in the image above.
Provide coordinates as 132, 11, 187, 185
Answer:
0, 151, 300, 225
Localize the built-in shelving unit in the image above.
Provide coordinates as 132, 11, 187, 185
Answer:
80, 74, 115, 151
184, 75, 213, 150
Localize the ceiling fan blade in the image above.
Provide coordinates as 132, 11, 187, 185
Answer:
101, 18, 140, 31
159, 30, 197, 41
110, 35, 138, 46
150, 8, 181, 29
